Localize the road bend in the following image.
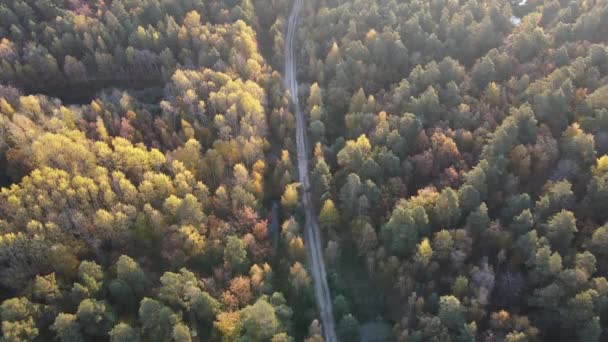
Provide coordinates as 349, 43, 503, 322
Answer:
284, 0, 338, 341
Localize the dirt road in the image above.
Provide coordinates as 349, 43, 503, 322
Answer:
284, 0, 338, 341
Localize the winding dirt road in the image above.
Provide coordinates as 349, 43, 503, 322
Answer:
284, 0, 338, 341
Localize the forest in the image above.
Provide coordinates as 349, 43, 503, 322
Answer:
1, 0, 608, 341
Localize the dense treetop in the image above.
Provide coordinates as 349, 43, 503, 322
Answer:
2, 0, 608, 341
